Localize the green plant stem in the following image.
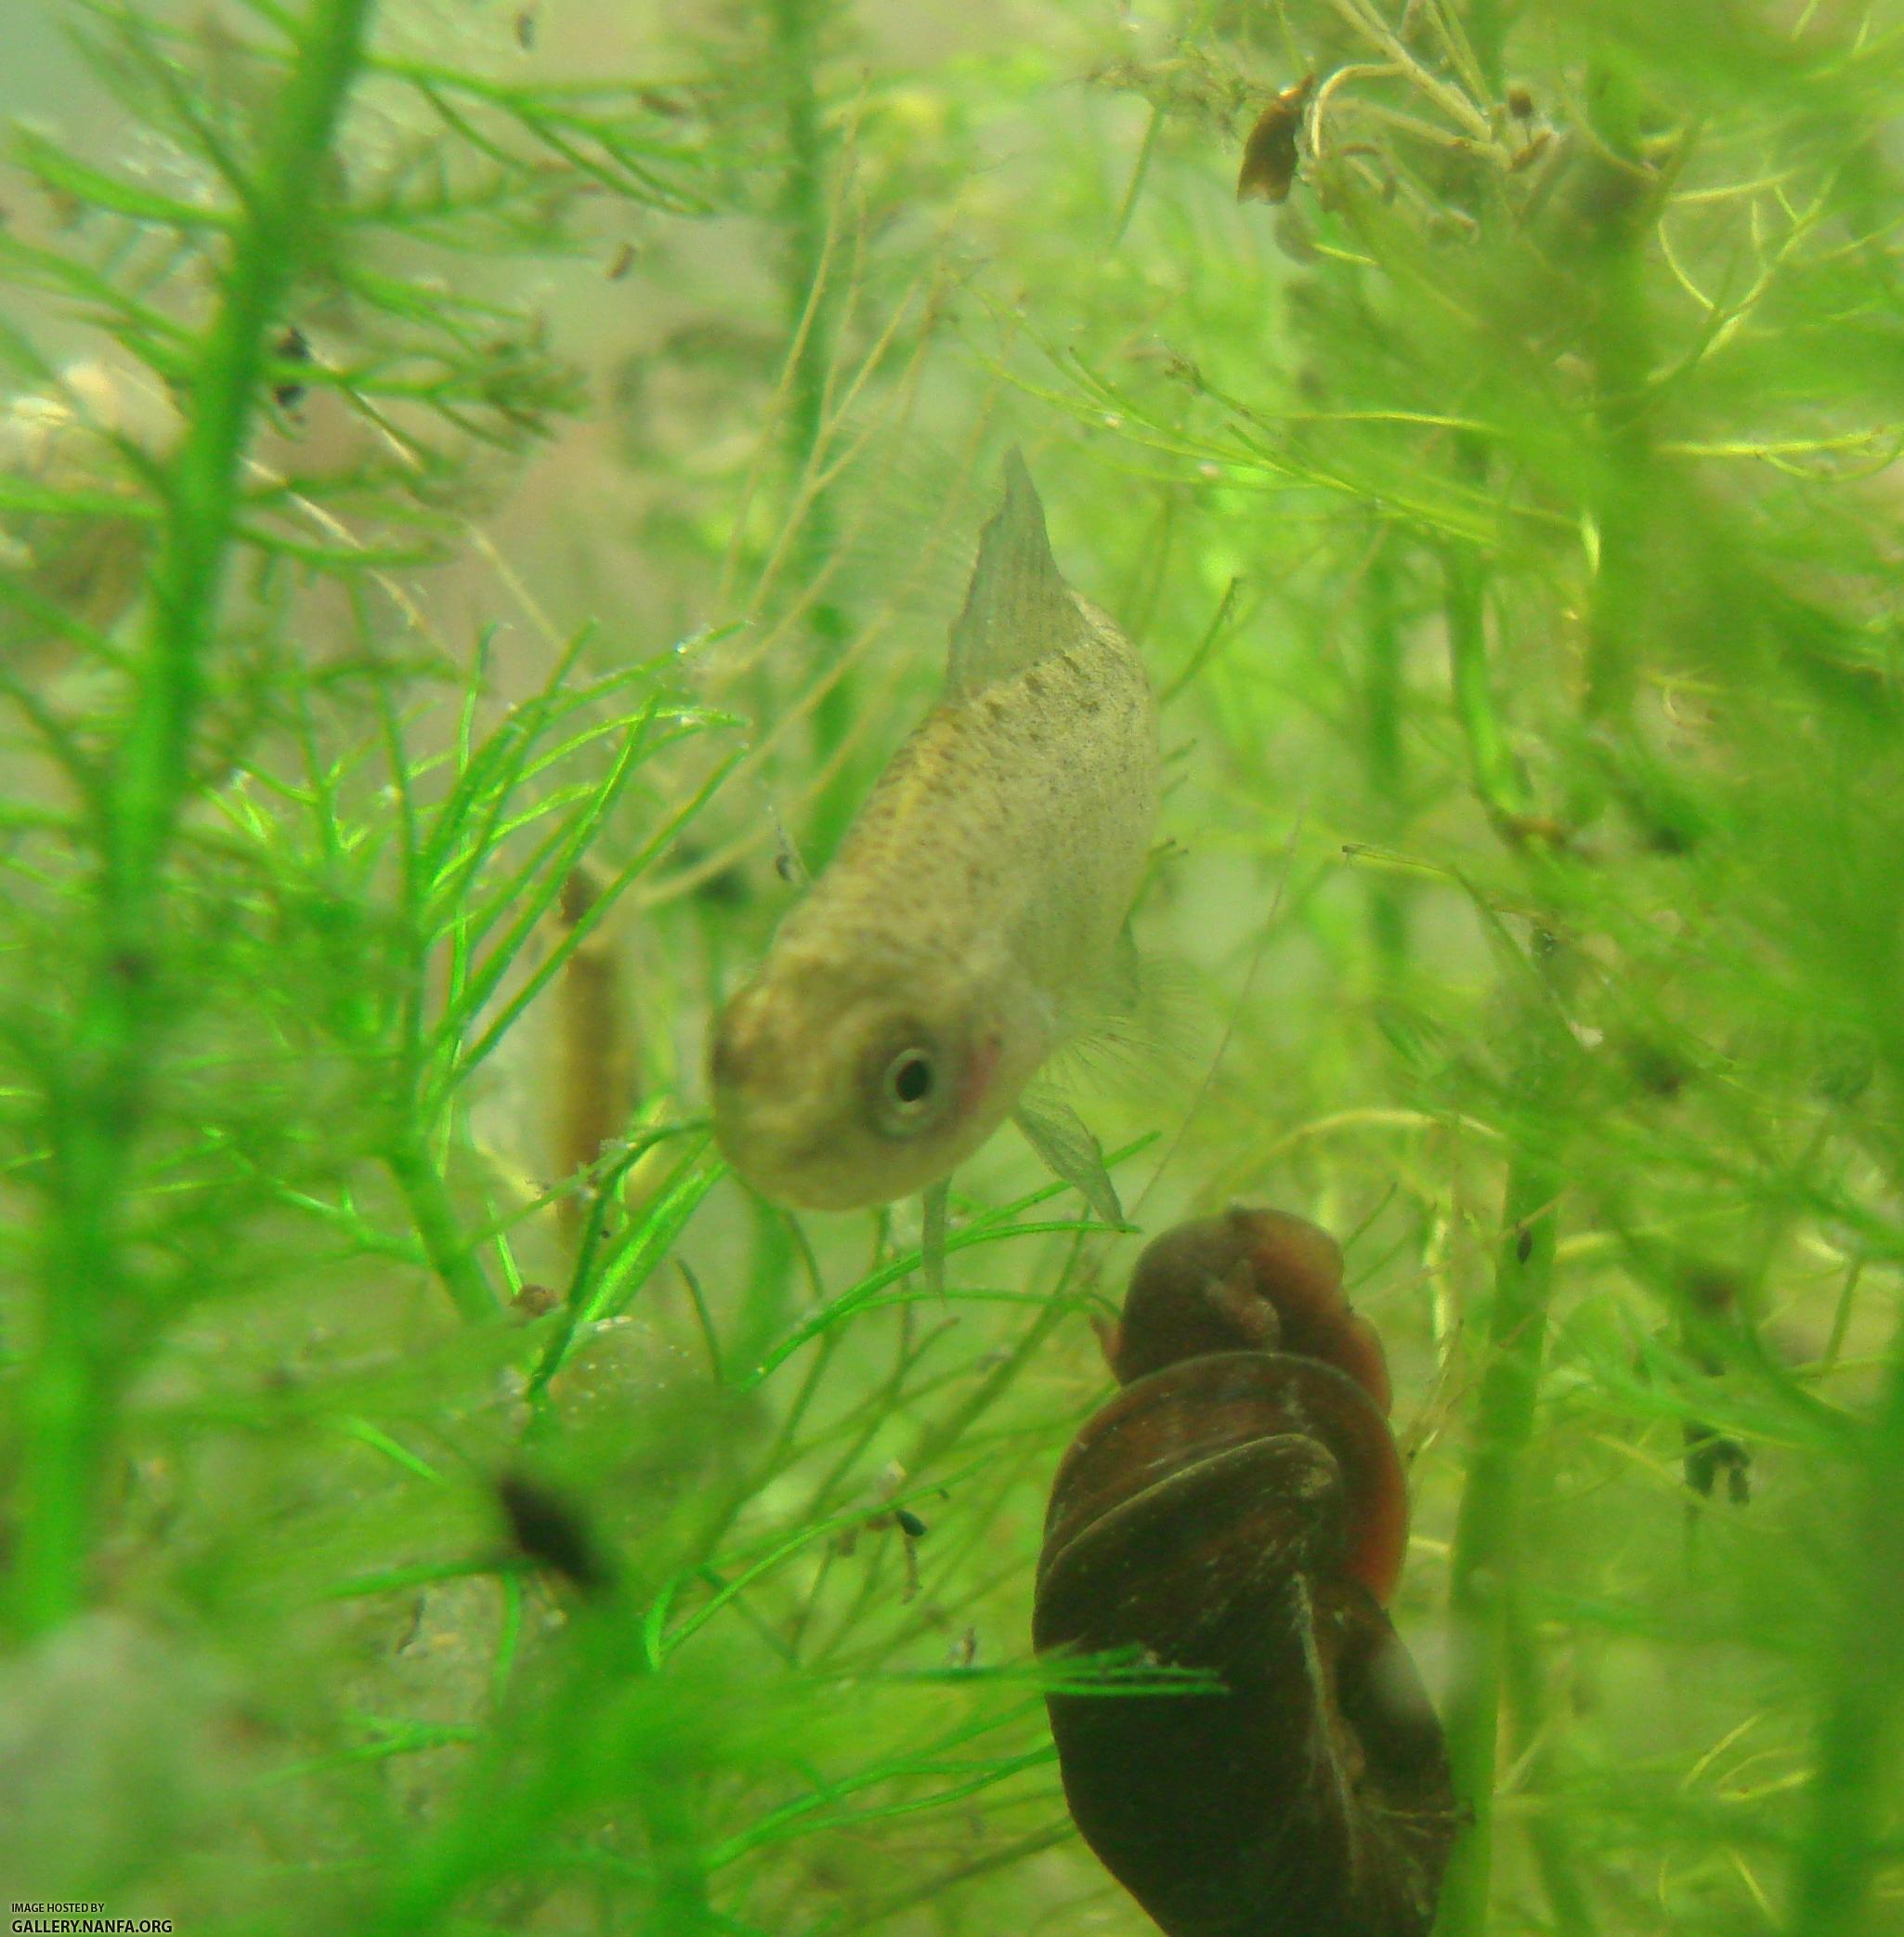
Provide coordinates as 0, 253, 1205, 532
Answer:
1435, 1145, 1562, 1937
1467, 0, 1506, 97
1363, 538, 1410, 977
1441, 521, 1572, 1937
769, 0, 854, 855
1110, 103, 1162, 246
1784, 1311, 1904, 1936
385, 1132, 497, 1324
12, 0, 377, 1642
1444, 546, 1532, 838
921, 1179, 948, 1298
773, 0, 832, 400
1504, 1583, 1597, 1937
1579, 71, 1653, 728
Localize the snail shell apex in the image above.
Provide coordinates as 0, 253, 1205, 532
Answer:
1109, 1206, 1392, 1413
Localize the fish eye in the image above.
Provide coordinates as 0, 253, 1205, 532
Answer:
864, 1031, 951, 1139
885, 1049, 935, 1112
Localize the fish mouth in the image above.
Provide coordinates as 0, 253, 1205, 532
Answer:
708, 1058, 869, 1212
706, 975, 1004, 1211
706, 991, 763, 1093
711, 1084, 953, 1213
712, 1110, 853, 1211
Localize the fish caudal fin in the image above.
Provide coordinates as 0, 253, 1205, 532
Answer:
945, 450, 1089, 696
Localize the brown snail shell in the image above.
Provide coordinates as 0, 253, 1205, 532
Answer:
1036, 1207, 1456, 1937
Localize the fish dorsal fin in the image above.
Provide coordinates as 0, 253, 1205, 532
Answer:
945, 450, 1089, 696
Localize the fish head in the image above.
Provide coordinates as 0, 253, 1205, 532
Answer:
709, 935, 1041, 1211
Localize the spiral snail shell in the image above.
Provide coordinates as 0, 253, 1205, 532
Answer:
1035, 1207, 1456, 1937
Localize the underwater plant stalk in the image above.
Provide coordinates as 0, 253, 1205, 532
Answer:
1436, 420, 1575, 1930
772, 0, 835, 469
1443, 549, 1532, 839
1362, 538, 1410, 977
1784, 1318, 1904, 1936
1578, 64, 1655, 729
1434, 1145, 1562, 1937
1466, 0, 1505, 95
12, 0, 377, 1639
385, 1132, 498, 1324
768, 0, 854, 853
1505, 1582, 1598, 1937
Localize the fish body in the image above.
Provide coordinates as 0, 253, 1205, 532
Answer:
710, 454, 1158, 1210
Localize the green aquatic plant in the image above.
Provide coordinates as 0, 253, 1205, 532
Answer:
3, 3, 1904, 1935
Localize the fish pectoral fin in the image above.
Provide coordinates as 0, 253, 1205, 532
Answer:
1045, 936, 1195, 1093
920, 1179, 950, 1298
1110, 920, 1142, 1015
945, 449, 1089, 697
1012, 1092, 1127, 1227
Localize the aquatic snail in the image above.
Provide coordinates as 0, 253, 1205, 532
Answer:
1236, 73, 1315, 206
1034, 1207, 1456, 1937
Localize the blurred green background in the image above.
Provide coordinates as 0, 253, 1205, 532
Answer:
2, 2, 1902, 1933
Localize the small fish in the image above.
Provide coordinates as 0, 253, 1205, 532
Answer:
709, 452, 1158, 1211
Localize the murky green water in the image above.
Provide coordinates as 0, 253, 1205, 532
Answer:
1, 5, 1900, 1934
